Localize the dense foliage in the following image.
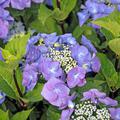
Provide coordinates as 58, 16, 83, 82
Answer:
0, 0, 120, 120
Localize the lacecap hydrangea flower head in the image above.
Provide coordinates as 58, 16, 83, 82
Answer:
77, 0, 117, 28
61, 89, 118, 120
22, 33, 101, 111
0, 0, 53, 10
0, 0, 44, 10
23, 33, 101, 91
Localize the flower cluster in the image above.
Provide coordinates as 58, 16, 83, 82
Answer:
0, 7, 14, 39
21, 33, 101, 113
0, 0, 44, 10
70, 101, 111, 120
77, 0, 114, 28
60, 89, 118, 120
23, 33, 100, 91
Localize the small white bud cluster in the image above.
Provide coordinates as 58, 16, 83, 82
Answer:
96, 108, 111, 120
48, 44, 77, 73
70, 100, 111, 120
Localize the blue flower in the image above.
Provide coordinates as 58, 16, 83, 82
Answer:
0, 92, 5, 104
22, 64, 38, 91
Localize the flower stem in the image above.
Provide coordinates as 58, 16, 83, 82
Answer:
13, 69, 27, 109
13, 69, 23, 97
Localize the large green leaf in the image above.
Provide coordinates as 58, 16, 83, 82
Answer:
0, 61, 24, 99
108, 38, 120, 57
0, 61, 17, 99
38, 4, 52, 25
24, 83, 43, 102
98, 53, 118, 90
0, 110, 9, 120
92, 10, 120, 37
4, 33, 30, 60
10, 109, 33, 120
31, 17, 62, 34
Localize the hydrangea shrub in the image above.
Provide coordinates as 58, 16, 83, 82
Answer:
0, 0, 120, 120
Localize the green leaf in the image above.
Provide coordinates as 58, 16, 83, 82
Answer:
47, 106, 60, 120
100, 28, 115, 41
73, 25, 86, 39
24, 83, 43, 102
97, 53, 118, 90
30, 4, 62, 34
83, 26, 100, 47
0, 61, 24, 99
0, 76, 17, 99
10, 109, 33, 120
0, 110, 9, 120
1, 49, 17, 63
108, 38, 120, 57
31, 17, 62, 34
52, 0, 77, 21
92, 10, 120, 37
38, 4, 52, 25
61, 0, 77, 18
15, 68, 25, 94
0, 61, 17, 99
5, 33, 30, 60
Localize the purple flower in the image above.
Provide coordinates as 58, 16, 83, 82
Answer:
0, 92, 5, 104
59, 33, 77, 46
91, 56, 101, 73
85, 0, 99, 14
0, 50, 4, 61
0, 19, 8, 39
39, 60, 63, 80
77, 11, 90, 26
71, 39, 101, 73
60, 109, 74, 120
0, 8, 13, 39
71, 44, 91, 66
0, 8, 14, 22
44, 33, 58, 46
32, 0, 44, 3
67, 66, 86, 88
11, 0, 31, 10
118, 5, 120, 11
0, 0, 10, 8
109, 108, 120, 120
45, 0, 52, 6
26, 46, 41, 63
110, 0, 120, 4
77, 0, 114, 27
81, 89, 118, 106
41, 78, 70, 108
99, 97, 118, 106
81, 89, 106, 103
22, 64, 38, 91
81, 35, 97, 53
27, 33, 41, 47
